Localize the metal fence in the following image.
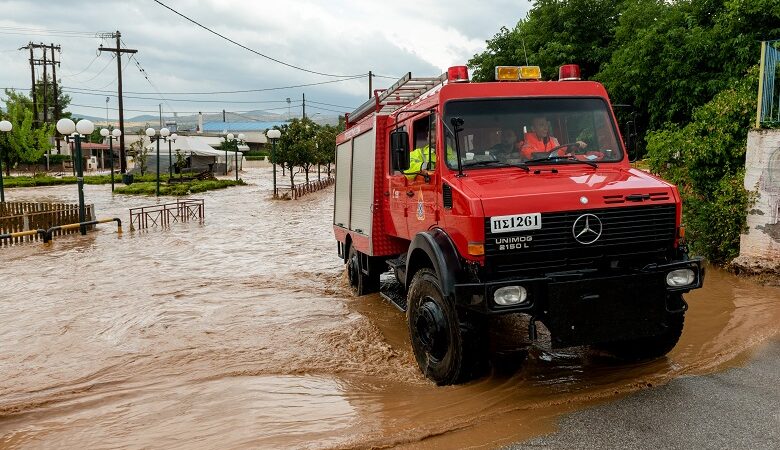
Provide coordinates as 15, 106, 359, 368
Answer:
0, 202, 95, 246
129, 198, 205, 230
758, 40, 780, 127
276, 177, 335, 199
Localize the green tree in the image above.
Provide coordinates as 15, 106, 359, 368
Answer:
33, 75, 72, 121
645, 67, 758, 263
469, 0, 620, 81
129, 129, 149, 176
314, 124, 337, 179
0, 90, 53, 175
276, 118, 318, 188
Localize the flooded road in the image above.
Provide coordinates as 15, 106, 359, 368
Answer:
1, 168, 779, 449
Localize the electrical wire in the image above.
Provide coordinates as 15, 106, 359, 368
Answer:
306, 99, 356, 109
0, 26, 103, 36
93, 54, 131, 90
70, 54, 115, 84
60, 53, 100, 78
127, 52, 176, 114
61, 88, 304, 104
306, 104, 347, 114
152, 0, 366, 78
60, 75, 366, 96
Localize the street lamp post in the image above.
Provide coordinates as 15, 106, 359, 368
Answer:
236, 133, 245, 182
224, 132, 232, 176
0, 120, 12, 202
146, 127, 170, 197
267, 129, 281, 198
57, 118, 94, 235
168, 133, 177, 179
223, 132, 244, 181
101, 127, 122, 192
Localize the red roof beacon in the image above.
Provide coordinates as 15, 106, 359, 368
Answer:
559, 64, 582, 81
447, 65, 469, 83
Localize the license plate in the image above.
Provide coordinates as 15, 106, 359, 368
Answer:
490, 213, 542, 234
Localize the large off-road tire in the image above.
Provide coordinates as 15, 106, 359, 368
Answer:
407, 268, 488, 385
346, 244, 379, 296
597, 309, 685, 361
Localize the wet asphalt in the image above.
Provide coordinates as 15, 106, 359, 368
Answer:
507, 338, 780, 449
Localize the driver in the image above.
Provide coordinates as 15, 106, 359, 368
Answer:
520, 116, 586, 160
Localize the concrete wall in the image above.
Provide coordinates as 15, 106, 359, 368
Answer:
735, 129, 780, 270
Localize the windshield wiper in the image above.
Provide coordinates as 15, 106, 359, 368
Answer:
461, 160, 530, 172
525, 155, 598, 169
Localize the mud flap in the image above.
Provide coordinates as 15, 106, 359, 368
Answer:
545, 273, 668, 348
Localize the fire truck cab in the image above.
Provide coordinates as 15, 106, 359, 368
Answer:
333, 65, 704, 385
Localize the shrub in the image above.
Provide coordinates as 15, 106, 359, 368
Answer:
645, 68, 757, 263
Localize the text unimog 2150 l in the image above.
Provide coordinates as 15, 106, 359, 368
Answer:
333, 64, 704, 385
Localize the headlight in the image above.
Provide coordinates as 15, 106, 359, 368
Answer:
494, 285, 528, 306
666, 269, 696, 287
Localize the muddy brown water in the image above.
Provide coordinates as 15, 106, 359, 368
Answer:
0, 169, 778, 449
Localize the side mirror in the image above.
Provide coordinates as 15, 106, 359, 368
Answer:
391, 130, 410, 171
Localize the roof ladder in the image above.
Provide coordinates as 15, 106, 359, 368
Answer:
346, 71, 447, 127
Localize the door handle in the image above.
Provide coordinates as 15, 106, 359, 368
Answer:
406, 191, 415, 197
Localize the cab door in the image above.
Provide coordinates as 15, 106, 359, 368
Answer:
405, 113, 439, 237
387, 126, 409, 238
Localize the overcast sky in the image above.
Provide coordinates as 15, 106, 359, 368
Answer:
0, 0, 530, 122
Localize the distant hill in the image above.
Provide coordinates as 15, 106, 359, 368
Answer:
126, 114, 159, 122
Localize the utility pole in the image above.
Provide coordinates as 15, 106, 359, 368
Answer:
368, 71, 372, 99
28, 44, 36, 126
159, 104, 162, 128
98, 31, 137, 173
51, 44, 61, 154
42, 43, 48, 126
302, 93, 306, 119
23, 42, 61, 129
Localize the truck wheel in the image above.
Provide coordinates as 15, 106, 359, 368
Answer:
407, 268, 487, 385
347, 245, 379, 296
598, 308, 685, 361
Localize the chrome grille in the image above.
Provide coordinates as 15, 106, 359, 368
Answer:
484, 204, 677, 277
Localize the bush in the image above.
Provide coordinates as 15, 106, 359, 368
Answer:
40, 154, 71, 164
245, 156, 267, 161
113, 179, 245, 196
645, 67, 757, 263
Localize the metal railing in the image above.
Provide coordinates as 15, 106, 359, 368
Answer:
0, 218, 122, 244
0, 201, 95, 246
757, 40, 780, 127
276, 177, 334, 199
129, 198, 204, 230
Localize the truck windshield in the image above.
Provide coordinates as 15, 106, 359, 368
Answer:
443, 98, 623, 169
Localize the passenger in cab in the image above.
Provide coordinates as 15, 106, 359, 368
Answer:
489, 128, 521, 160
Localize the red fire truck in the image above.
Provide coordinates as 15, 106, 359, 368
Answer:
333, 64, 704, 385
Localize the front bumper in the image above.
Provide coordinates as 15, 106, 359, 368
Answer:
453, 258, 705, 347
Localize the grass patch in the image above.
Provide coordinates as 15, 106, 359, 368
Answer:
114, 179, 245, 196
3, 173, 195, 188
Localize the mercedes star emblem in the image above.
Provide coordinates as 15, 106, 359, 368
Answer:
572, 213, 603, 244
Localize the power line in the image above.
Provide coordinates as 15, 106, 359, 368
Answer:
306, 99, 356, 109
0, 26, 103, 36
306, 104, 346, 114
71, 54, 115, 84
58, 75, 366, 96
60, 88, 304, 104
60, 53, 100, 78
152, 0, 366, 78
127, 53, 175, 113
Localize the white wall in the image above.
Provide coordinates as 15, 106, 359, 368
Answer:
736, 129, 780, 268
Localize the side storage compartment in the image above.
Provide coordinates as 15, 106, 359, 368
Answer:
349, 129, 376, 238
334, 140, 352, 230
